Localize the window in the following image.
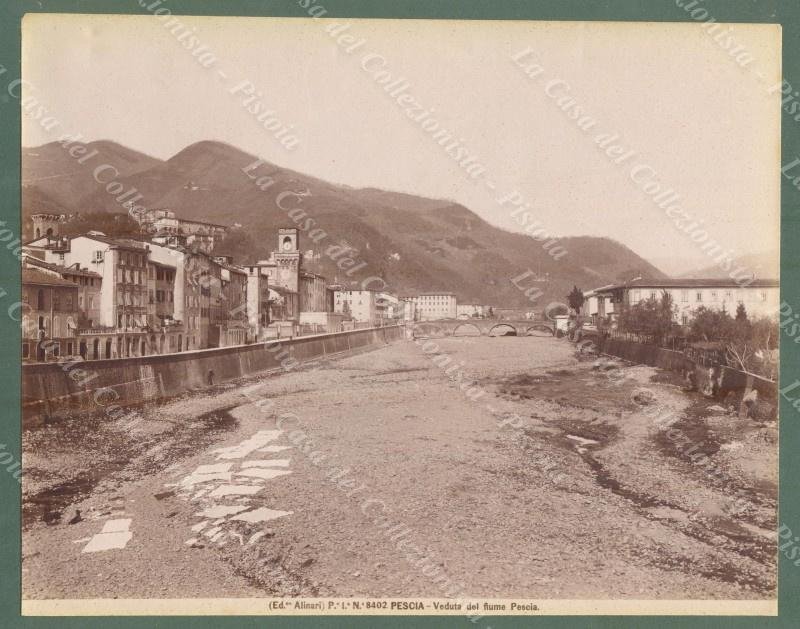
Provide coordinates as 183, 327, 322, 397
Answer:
22, 343, 29, 359
710, 291, 717, 301
37, 289, 45, 310
53, 294, 60, 310
761, 291, 767, 301
681, 290, 688, 303
725, 290, 732, 299
632, 290, 641, 303
681, 314, 689, 325
696, 291, 703, 302
649, 291, 657, 300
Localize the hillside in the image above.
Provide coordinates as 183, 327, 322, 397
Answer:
21, 139, 666, 308
22, 140, 164, 210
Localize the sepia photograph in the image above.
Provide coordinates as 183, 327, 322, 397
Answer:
15, 8, 782, 617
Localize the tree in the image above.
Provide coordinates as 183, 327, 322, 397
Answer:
619, 296, 659, 337
689, 306, 735, 342
567, 286, 584, 313
735, 302, 748, 322
726, 315, 777, 377
732, 301, 751, 341
656, 290, 676, 342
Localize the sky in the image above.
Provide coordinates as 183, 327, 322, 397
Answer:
21, 14, 781, 270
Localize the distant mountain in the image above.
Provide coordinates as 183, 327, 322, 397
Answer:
21, 139, 666, 307
679, 251, 779, 281
22, 140, 164, 211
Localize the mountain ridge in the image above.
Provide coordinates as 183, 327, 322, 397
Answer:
22, 139, 667, 307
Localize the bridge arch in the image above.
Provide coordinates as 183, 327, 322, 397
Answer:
488, 323, 517, 337
526, 324, 554, 337
409, 322, 448, 339
452, 323, 481, 337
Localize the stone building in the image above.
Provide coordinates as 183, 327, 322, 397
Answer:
30, 213, 65, 240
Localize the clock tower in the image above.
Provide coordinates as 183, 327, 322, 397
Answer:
273, 228, 302, 292
278, 228, 299, 253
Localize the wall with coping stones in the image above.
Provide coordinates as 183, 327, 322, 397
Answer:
22, 325, 405, 429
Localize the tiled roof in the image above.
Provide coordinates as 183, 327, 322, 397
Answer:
24, 256, 101, 278
22, 268, 79, 287
77, 234, 148, 250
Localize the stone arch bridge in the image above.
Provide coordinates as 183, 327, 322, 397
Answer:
406, 319, 554, 338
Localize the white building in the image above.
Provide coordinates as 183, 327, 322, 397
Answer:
25, 233, 150, 331
410, 293, 457, 321
376, 292, 401, 319
333, 290, 384, 325
586, 278, 779, 326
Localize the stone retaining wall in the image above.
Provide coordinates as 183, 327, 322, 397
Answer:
23, 325, 405, 429
600, 337, 777, 403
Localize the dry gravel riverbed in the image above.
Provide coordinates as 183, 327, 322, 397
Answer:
22, 335, 777, 600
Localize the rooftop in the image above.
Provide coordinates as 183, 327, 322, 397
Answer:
593, 278, 779, 291
22, 268, 79, 288
24, 256, 102, 278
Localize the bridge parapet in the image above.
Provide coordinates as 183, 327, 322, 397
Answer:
406, 319, 554, 338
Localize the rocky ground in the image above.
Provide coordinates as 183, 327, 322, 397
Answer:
22, 335, 777, 601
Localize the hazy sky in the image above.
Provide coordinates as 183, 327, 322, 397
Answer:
22, 14, 781, 268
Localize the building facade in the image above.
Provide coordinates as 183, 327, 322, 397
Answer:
411, 293, 458, 321
299, 271, 329, 313
21, 267, 80, 362
586, 278, 780, 327
216, 263, 249, 346
334, 290, 382, 325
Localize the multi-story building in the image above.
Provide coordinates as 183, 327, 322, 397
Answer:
245, 263, 272, 341
139, 208, 228, 254
585, 278, 780, 327
216, 262, 249, 346
333, 289, 383, 325
23, 255, 102, 327
376, 292, 401, 319
25, 233, 153, 358
21, 266, 80, 362
147, 261, 176, 326
299, 271, 329, 312
146, 241, 189, 353
411, 293, 457, 321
